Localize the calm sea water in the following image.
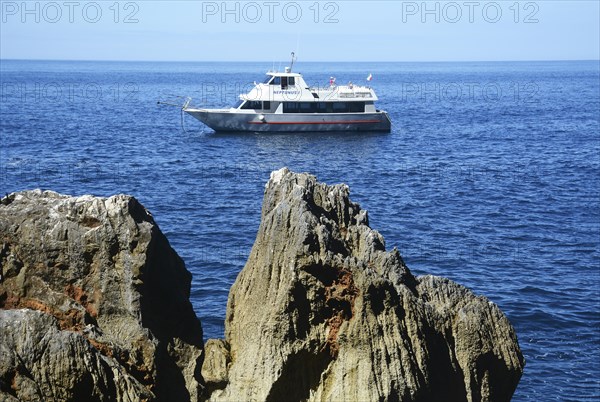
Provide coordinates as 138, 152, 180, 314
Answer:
1, 60, 598, 400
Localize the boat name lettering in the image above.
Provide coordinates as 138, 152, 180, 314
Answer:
273, 90, 300, 94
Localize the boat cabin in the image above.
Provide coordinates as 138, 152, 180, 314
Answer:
234, 68, 379, 114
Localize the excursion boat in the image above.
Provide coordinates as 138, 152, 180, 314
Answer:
183, 55, 391, 133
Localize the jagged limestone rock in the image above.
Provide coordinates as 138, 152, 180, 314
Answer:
1, 171, 524, 402
201, 339, 230, 395
0, 190, 204, 401
207, 168, 524, 402
0, 309, 152, 401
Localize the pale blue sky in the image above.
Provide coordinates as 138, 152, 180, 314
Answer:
1, 1, 598, 61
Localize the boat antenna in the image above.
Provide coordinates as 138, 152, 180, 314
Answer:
290, 52, 296, 72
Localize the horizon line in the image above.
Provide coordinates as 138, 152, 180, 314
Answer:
1, 58, 599, 64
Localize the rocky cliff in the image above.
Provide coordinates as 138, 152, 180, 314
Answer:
203, 168, 524, 402
0, 191, 204, 401
1, 169, 524, 402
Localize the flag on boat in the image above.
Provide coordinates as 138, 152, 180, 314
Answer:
367, 73, 373, 81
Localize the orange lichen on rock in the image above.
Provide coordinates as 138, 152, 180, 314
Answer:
65, 284, 98, 318
323, 267, 359, 358
0, 292, 86, 331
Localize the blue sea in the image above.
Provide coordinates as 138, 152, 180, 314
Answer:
1, 59, 599, 400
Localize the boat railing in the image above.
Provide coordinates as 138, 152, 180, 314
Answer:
309, 86, 374, 99
157, 96, 193, 132
338, 91, 373, 99
157, 95, 192, 109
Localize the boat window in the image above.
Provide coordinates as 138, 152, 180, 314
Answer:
283, 102, 320, 113
233, 100, 244, 109
281, 77, 288, 90
263, 101, 271, 110
299, 102, 316, 112
262, 75, 273, 84
283, 102, 298, 113
332, 102, 348, 112
241, 100, 262, 110
282, 101, 365, 113
289, 77, 295, 86
272, 77, 281, 85
348, 102, 365, 112
322, 102, 365, 113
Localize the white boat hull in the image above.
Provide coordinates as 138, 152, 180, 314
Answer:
184, 109, 391, 133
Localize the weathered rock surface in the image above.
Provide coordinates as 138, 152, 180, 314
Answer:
1, 170, 524, 402
0, 190, 204, 401
205, 168, 524, 402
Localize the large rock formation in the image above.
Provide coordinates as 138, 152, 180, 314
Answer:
204, 168, 524, 401
0, 191, 204, 401
1, 169, 524, 402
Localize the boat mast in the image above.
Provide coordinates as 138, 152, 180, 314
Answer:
289, 52, 296, 72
